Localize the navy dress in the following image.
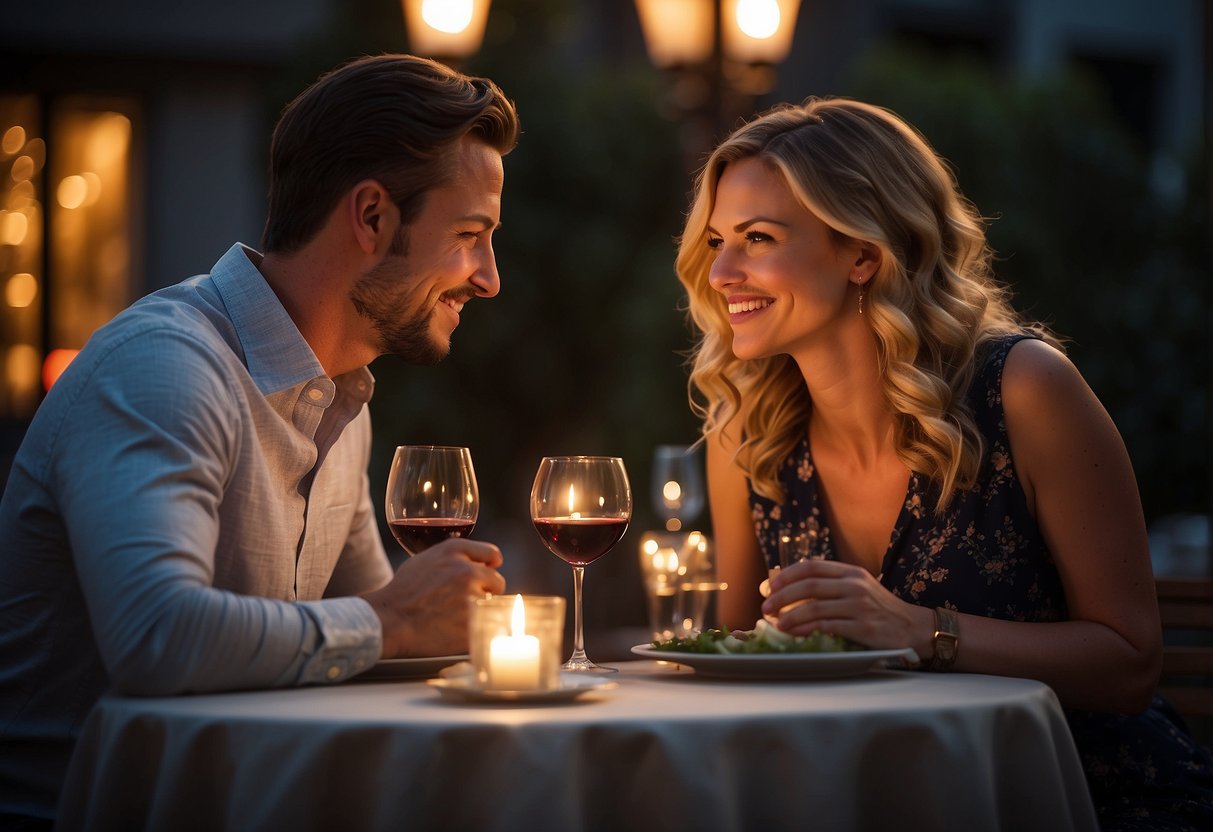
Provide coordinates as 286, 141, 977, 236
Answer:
749, 334, 1213, 831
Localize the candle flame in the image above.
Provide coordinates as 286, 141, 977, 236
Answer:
567, 484, 576, 514
510, 593, 526, 636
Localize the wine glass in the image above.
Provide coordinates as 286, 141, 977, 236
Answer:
778, 525, 824, 569
385, 445, 478, 557
651, 444, 705, 532
530, 456, 632, 674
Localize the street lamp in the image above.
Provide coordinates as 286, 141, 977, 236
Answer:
634, 0, 802, 163
402, 0, 492, 63
635, 0, 800, 75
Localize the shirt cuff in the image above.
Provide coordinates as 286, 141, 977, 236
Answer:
295, 596, 383, 684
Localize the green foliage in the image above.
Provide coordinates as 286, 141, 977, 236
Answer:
849, 44, 1210, 522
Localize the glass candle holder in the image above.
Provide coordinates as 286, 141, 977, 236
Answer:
470, 595, 565, 691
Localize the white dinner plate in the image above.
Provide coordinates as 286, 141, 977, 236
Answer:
630, 644, 918, 680
426, 672, 618, 703
357, 655, 469, 681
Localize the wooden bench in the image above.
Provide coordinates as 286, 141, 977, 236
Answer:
1156, 577, 1213, 746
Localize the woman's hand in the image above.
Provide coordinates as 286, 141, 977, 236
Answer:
761, 559, 933, 654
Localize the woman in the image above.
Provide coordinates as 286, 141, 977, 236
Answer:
676, 97, 1212, 830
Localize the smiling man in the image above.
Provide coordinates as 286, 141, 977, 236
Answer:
0, 55, 519, 828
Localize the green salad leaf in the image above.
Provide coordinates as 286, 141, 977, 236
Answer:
650, 619, 862, 654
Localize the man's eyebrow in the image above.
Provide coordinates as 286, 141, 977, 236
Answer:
460, 214, 500, 229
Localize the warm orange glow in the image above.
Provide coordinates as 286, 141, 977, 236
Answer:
80, 171, 102, 206
6, 179, 35, 211
10, 155, 34, 183
54, 171, 103, 211
6, 344, 40, 394
422, 0, 474, 33
1, 95, 43, 420
42, 349, 79, 390
721, 0, 800, 64
634, 0, 715, 67
5, 273, 37, 308
85, 114, 130, 169
1, 125, 25, 155
0, 210, 28, 245
58, 174, 89, 209
735, 0, 780, 39
50, 104, 136, 350
402, 0, 492, 58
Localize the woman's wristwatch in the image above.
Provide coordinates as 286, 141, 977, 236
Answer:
927, 606, 960, 671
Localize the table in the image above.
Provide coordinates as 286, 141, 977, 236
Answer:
57, 662, 1097, 831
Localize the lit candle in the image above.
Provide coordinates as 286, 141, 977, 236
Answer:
488, 594, 541, 690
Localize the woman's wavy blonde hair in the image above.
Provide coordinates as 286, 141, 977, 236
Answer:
677, 97, 1058, 512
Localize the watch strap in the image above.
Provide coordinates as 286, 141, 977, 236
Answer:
927, 606, 960, 672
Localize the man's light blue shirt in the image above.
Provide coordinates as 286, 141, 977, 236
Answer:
0, 243, 392, 820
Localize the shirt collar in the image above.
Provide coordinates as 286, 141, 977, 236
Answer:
209, 243, 330, 397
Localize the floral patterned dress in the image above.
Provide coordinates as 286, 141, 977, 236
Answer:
749, 334, 1213, 831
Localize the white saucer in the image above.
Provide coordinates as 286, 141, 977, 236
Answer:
426, 672, 617, 703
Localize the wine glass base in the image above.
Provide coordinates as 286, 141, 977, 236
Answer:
561, 658, 618, 674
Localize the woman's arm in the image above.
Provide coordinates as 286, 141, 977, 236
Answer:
707, 426, 766, 629
993, 337, 1160, 710
766, 339, 1161, 713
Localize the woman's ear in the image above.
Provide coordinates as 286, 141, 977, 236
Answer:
851, 242, 881, 282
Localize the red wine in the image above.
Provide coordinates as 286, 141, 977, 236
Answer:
533, 517, 628, 566
389, 518, 476, 554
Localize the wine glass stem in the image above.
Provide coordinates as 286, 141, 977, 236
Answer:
570, 565, 588, 664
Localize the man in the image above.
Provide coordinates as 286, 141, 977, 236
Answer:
0, 54, 518, 826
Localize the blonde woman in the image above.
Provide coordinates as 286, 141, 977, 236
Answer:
677, 97, 1211, 829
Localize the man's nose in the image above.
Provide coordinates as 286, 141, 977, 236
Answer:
471, 245, 500, 298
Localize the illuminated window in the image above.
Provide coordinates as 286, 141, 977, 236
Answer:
0, 95, 43, 418
0, 94, 139, 417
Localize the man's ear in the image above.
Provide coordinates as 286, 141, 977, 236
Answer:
348, 179, 396, 255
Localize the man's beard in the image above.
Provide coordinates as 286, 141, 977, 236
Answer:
349, 260, 449, 366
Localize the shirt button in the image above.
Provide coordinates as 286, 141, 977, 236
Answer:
308, 388, 324, 401
326, 665, 340, 680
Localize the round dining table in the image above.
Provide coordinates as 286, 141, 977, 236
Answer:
57, 660, 1097, 831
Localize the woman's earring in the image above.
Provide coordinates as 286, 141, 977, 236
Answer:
857, 280, 866, 316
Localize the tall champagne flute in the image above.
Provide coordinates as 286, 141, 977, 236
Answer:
531, 456, 631, 674
385, 445, 478, 557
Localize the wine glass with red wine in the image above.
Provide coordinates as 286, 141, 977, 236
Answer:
530, 455, 631, 673
385, 445, 478, 557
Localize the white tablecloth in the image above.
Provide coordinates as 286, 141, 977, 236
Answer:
57, 662, 1097, 831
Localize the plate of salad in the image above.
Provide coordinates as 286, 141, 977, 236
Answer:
631, 620, 918, 680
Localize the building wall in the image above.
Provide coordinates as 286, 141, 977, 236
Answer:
3, 0, 335, 60
778, 0, 1204, 161
1, 0, 339, 292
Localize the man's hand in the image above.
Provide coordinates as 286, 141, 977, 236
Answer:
360, 539, 505, 658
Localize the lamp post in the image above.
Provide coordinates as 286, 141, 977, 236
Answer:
401, 0, 492, 64
633, 0, 802, 167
